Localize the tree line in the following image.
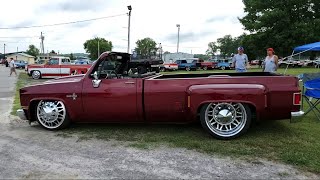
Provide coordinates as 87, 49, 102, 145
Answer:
208, 0, 320, 60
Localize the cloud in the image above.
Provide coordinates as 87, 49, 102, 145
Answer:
206, 15, 230, 23
38, 0, 107, 12
164, 31, 215, 43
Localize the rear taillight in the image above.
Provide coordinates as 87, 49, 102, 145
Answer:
293, 93, 301, 105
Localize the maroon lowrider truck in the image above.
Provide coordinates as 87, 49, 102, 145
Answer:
17, 52, 304, 139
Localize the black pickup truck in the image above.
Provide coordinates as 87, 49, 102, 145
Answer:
129, 52, 163, 73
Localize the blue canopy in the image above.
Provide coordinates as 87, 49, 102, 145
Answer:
294, 42, 320, 52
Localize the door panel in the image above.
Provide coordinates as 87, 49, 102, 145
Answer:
81, 78, 139, 122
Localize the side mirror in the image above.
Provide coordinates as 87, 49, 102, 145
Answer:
92, 71, 98, 80
91, 71, 101, 88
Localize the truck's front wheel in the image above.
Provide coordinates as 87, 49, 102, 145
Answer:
31, 71, 41, 79
200, 102, 252, 140
36, 100, 70, 130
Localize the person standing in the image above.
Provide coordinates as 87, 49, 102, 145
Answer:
263, 48, 278, 73
9, 58, 17, 76
4, 57, 9, 67
232, 47, 249, 72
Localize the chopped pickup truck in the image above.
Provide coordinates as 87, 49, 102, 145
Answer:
27, 56, 92, 79
17, 51, 304, 139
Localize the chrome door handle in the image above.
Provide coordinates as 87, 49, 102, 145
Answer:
125, 81, 135, 84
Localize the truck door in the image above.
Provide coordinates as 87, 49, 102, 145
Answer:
81, 54, 140, 122
60, 58, 71, 76
44, 58, 61, 78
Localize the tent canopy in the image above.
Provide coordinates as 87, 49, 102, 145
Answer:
294, 42, 320, 52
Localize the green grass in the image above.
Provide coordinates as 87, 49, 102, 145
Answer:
11, 73, 30, 115
13, 68, 320, 174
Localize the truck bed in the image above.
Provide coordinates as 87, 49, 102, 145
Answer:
143, 72, 300, 123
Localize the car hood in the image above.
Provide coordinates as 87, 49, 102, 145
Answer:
25, 74, 85, 88
44, 74, 85, 84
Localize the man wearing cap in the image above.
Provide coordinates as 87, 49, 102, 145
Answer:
263, 48, 278, 73
232, 47, 249, 72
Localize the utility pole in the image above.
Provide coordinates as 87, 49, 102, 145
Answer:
176, 24, 180, 53
97, 39, 100, 58
3, 44, 5, 59
127, 5, 132, 53
40, 32, 45, 54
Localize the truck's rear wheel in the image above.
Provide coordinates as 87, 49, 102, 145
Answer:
31, 71, 41, 79
36, 100, 70, 130
200, 102, 252, 140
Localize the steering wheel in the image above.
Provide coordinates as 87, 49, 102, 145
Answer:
106, 70, 119, 79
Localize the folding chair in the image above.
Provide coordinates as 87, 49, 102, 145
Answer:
299, 73, 320, 121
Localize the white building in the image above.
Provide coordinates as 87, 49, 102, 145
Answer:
162, 52, 194, 63
6, 53, 35, 64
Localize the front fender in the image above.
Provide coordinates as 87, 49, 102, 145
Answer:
187, 84, 267, 119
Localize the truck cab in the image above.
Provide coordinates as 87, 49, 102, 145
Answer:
175, 59, 197, 71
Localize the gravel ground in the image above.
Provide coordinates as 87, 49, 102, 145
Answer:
0, 118, 319, 179
0, 66, 319, 179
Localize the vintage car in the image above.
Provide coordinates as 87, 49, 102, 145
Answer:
26, 56, 92, 79
17, 51, 304, 139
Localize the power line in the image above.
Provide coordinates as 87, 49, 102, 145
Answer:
0, 36, 39, 38
0, 13, 127, 30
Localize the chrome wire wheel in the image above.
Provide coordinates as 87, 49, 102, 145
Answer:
204, 102, 247, 138
36, 100, 66, 129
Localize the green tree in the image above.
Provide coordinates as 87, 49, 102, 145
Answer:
206, 42, 219, 57
26, 44, 40, 58
134, 37, 157, 58
84, 37, 113, 60
239, 0, 320, 57
50, 50, 56, 54
217, 35, 240, 58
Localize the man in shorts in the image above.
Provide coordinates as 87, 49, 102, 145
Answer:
9, 58, 17, 77
232, 47, 249, 72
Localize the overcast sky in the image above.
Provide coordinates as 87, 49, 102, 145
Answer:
0, 0, 246, 55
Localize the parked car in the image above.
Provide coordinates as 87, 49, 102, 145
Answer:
74, 59, 91, 65
191, 59, 217, 70
278, 59, 303, 68
17, 51, 304, 140
175, 59, 197, 71
161, 60, 178, 71
209, 59, 231, 70
26, 56, 92, 79
250, 60, 260, 66
14, 60, 28, 69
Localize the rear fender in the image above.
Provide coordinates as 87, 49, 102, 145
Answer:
187, 84, 267, 119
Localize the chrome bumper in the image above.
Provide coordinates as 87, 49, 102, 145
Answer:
17, 109, 27, 120
291, 111, 305, 117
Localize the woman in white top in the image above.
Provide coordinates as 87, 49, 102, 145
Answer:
263, 48, 278, 73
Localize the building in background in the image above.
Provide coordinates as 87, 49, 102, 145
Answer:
162, 52, 194, 63
6, 52, 35, 64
